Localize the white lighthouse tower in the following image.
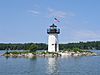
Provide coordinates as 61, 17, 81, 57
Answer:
47, 24, 60, 52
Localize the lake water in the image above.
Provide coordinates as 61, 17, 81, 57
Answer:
0, 50, 100, 75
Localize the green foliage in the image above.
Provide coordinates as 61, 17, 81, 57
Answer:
0, 41, 100, 51
41, 52, 47, 54
63, 48, 87, 53
5, 51, 30, 54
0, 43, 47, 50
5, 52, 10, 54
60, 41, 100, 50
29, 44, 38, 52
72, 48, 83, 52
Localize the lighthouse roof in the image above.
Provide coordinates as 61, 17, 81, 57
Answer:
50, 24, 57, 27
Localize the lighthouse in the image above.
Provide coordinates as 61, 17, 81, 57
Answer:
47, 23, 60, 52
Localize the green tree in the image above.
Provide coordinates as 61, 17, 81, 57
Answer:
29, 44, 38, 52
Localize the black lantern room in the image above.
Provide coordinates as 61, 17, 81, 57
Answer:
47, 24, 60, 34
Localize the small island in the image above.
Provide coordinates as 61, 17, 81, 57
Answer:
2, 48, 97, 58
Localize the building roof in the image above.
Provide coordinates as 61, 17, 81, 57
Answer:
50, 24, 57, 27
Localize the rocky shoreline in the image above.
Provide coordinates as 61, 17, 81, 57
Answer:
2, 50, 97, 58
59, 51, 97, 57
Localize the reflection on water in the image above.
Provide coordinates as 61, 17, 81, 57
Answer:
0, 50, 100, 75
47, 57, 58, 75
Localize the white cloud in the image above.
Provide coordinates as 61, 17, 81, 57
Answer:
48, 8, 54, 12
71, 30, 100, 41
29, 10, 40, 15
47, 8, 75, 18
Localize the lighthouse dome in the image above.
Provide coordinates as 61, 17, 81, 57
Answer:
47, 24, 60, 34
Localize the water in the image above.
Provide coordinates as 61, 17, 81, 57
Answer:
0, 50, 100, 75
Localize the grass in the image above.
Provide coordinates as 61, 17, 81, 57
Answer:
63, 48, 92, 53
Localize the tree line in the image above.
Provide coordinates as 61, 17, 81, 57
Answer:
0, 41, 100, 50
0, 43, 47, 50
60, 41, 100, 50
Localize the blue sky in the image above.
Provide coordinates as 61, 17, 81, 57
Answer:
0, 0, 100, 43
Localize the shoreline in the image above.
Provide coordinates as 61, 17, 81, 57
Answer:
2, 51, 97, 58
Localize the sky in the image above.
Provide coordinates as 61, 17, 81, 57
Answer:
0, 0, 100, 43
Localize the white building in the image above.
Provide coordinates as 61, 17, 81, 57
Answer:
47, 24, 60, 52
